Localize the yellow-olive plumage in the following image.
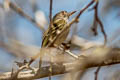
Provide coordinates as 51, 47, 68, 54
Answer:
42, 11, 76, 48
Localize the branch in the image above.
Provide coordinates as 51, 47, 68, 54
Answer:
49, 0, 53, 27
0, 63, 72, 80
94, 66, 101, 80
1, 47, 120, 79
1, 1, 45, 32
91, 1, 107, 45
71, 35, 103, 49
0, 39, 40, 58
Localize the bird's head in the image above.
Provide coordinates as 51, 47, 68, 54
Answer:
53, 11, 76, 22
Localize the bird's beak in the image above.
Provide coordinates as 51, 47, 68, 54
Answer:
68, 11, 76, 17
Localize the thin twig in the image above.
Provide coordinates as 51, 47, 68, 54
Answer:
65, 50, 79, 59
10, 65, 28, 80
91, 12, 98, 36
49, 0, 53, 27
75, 0, 95, 19
95, 66, 101, 80
49, 0, 53, 79
11, 68, 14, 78
95, 2, 107, 45
91, 1, 107, 45
10, 60, 36, 80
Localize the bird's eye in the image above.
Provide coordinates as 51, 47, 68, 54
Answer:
64, 15, 66, 17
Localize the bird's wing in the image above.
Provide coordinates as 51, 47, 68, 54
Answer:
41, 19, 67, 47
41, 25, 56, 47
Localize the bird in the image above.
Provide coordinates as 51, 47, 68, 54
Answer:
29, 10, 76, 66
42, 10, 76, 48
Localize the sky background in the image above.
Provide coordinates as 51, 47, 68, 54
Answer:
0, 0, 120, 80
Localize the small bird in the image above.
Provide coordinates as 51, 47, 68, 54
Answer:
42, 11, 76, 48
29, 11, 76, 65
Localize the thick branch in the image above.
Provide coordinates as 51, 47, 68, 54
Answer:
0, 63, 73, 80
1, 47, 120, 80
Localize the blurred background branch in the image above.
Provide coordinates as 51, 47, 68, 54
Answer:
0, 0, 120, 80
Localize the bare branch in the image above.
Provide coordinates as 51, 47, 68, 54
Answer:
94, 66, 101, 80
71, 35, 103, 49
75, 0, 95, 19
1, 1, 45, 32
10, 65, 28, 80
49, 0, 53, 27
0, 39, 40, 58
91, 1, 107, 45
1, 47, 120, 79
